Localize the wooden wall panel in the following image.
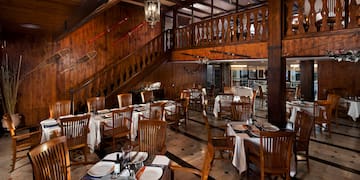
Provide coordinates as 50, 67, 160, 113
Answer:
282, 29, 359, 57
318, 61, 360, 100
133, 62, 206, 100
11, 2, 161, 125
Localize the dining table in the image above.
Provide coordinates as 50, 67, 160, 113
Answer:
40, 100, 176, 153
81, 152, 171, 180
286, 100, 315, 124
40, 114, 101, 153
227, 121, 296, 176
340, 97, 360, 121
213, 91, 254, 118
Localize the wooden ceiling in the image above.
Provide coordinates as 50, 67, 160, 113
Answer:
0, 0, 111, 37
0, 0, 266, 38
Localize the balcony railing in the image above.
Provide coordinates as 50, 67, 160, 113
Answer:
285, 0, 359, 37
174, 5, 269, 49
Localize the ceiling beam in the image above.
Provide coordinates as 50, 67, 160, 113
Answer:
198, 1, 228, 12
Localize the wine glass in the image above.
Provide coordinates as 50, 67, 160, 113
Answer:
121, 143, 133, 164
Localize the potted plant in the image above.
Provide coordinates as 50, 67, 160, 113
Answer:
1, 41, 22, 130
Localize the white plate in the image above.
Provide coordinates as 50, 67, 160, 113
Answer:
138, 166, 163, 180
263, 125, 280, 132
87, 161, 115, 177
129, 151, 148, 164
103, 152, 123, 161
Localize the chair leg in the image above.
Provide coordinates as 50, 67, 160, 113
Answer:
306, 150, 310, 172
11, 151, 16, 172
83, 147, 88, 163
328, 122, 331, 138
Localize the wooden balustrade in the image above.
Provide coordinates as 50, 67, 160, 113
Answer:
285, 0, 359, 37
69, 30, 173, 112
174, 5, 269, 49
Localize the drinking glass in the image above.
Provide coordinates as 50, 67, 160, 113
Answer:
121, 143, 133, 164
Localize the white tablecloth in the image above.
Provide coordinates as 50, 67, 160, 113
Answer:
227, 122, 295, 176
213, 94, 254, 118
40, 101, 176, 152
232, 86, 253, 97
286, 101, 314, 123
40, 114, 99, 153
340, 98, 360, 121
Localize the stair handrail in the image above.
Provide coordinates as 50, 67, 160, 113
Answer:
69, 29, 172, 95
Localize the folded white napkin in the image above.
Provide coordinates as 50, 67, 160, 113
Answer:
151, 155, 170, 166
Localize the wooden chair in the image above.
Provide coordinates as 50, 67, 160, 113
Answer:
59, 114, 90, 163
49, 100, 71, 119
140, 90, 154, 103
258, 86, 267, 108
327, 93, 340, 126
251, 89, 257, 113
313, 100, 332, 137
231, 101, 252, 121
218, 94, 234, 121
223, 86, 233, 94
3, 113, 41, 172
165, 101, 181, 130
28, 136, 71, 180
139, 101, 166, 121
189, 88, 202, 111
260, 131, 295, 180
247, 131, 295, 180
178, 94, 190, 128
86, 96, 105, 113
117, 93, 132, 108
203, 110, 234, 160
137, 119, 167, 155
180, 89, 190, 98
102, 107, 134, 151
294, 110, 314, 172
171, 143, 214, 180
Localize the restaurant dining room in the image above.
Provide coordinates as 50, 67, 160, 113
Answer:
0, 0, 359, 179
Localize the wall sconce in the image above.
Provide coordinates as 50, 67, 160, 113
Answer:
144, 0, 160, 28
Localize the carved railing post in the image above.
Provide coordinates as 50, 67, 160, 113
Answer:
308, 0, 317, 32
348, 0, 358, 28
285, 0, 294, 36
320, 0, 329, 31
298, 0, 306, 34
253, 10, 258, 40
334, 0, 343, 30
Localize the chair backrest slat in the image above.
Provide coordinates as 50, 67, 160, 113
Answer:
138, 120, 167, 155
141, 90, 154, 103
87, 96, 105, 113
49, 100, 71, 119
28, 136, 71, 180
260, 131, 295, 173
117, 93, 133, 108
59, 114, 90, 148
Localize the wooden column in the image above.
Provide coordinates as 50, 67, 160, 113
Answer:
300, 60, 314, 101
267, 0, 286, 128
222, 63, 231, 88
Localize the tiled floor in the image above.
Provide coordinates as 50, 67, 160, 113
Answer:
0, 102, 359, 180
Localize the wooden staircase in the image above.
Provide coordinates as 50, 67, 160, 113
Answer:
69, 29, 173, 113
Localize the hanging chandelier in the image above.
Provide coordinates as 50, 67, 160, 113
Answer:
327, 49, 360, 63
144, 0, 160, 28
